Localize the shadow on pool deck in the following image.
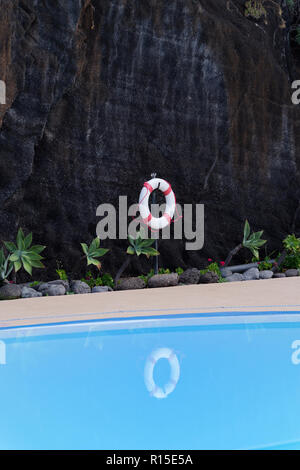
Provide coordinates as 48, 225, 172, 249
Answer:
0, 277, 300, 328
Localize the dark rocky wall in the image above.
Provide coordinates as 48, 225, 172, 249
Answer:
0, 0, 300, 279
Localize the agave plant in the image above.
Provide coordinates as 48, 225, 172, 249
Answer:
242, 220, 267, 259
4, 228, 46, 276
115, 230, 159, 284
126, 231, 160, 258
0, 248, 13, 284
80, 237, 109, 270
224, 220, 266, 267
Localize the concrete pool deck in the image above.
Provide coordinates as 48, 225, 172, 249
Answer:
0, 277, 300, 328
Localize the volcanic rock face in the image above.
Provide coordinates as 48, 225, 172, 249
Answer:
0, 0, 300, 279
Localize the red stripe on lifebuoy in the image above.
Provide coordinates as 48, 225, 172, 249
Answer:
143, 213, 152, 224
163, 213, 171, 224
163, 184, 172, 196
144, 182, 154, 193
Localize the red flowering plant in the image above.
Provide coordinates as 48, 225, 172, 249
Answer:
251, 254, 276, 271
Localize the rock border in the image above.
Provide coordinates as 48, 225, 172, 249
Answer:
0, 265, 299, 300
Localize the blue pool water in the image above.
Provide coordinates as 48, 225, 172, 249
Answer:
1, 311, 300, 450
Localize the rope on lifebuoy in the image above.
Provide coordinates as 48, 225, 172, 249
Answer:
144, 348, 180, 399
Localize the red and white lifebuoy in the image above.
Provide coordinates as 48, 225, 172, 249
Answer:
139, 178, 176, 230
144, 348, 180, 399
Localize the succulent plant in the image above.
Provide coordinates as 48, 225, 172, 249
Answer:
4, 228, 46, 276
80, 237, 109, 270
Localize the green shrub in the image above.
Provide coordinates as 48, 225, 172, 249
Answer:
175, 267, 184, 275
276, 235, 300, 270
200, 261, 227, 283
81, 271, 114, 289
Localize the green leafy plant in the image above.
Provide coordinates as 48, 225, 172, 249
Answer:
257, 256, 273, 271
101, 273, 114, 289
126, 231, 160, 258
4, 228, 46, 276
175, 267, 184, 276
224, 220, 267, 266
81, 271, 114, 289
283, 234, 300, 254
115, 230, 159, 284
0, 248, 13, 284
158, 267, 171, 274
281, 234, 300, 270
242, 220, 267, 259
199, 261, 227, 282
80, 238, 109, 270
56, 260, 68, 280
29, 280, 41, 287
139, 269, 155, 285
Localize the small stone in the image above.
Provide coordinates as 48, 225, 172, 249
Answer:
38, 283, 66, 296
92, 286, 111, 293
21, 287, 43, 298
115, 277, 146, 290
243, 267, 259, 281
273, 273, 286, 278
198, 271, 219, 284
147, 273, 179, 288
0, 284, 22, 300
70, 280, 91, 294
285, 269, 299, 277
259, 270, 274, 280
220, 268, 233, 277
226, 273, 245, 282
179, 268, 200, 285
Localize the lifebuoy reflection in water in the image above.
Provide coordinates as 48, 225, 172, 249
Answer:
144, 348, 180, 399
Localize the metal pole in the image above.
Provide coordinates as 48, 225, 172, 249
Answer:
151, 173, 159, 275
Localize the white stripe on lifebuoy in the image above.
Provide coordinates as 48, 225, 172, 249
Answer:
144, 348, 180, 399
139, 178, 176, 230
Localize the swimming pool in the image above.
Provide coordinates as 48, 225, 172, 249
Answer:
1, 311, 300, 450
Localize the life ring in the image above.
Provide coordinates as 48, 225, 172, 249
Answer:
139, 178, 176, 230
144, 348, 180, 399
